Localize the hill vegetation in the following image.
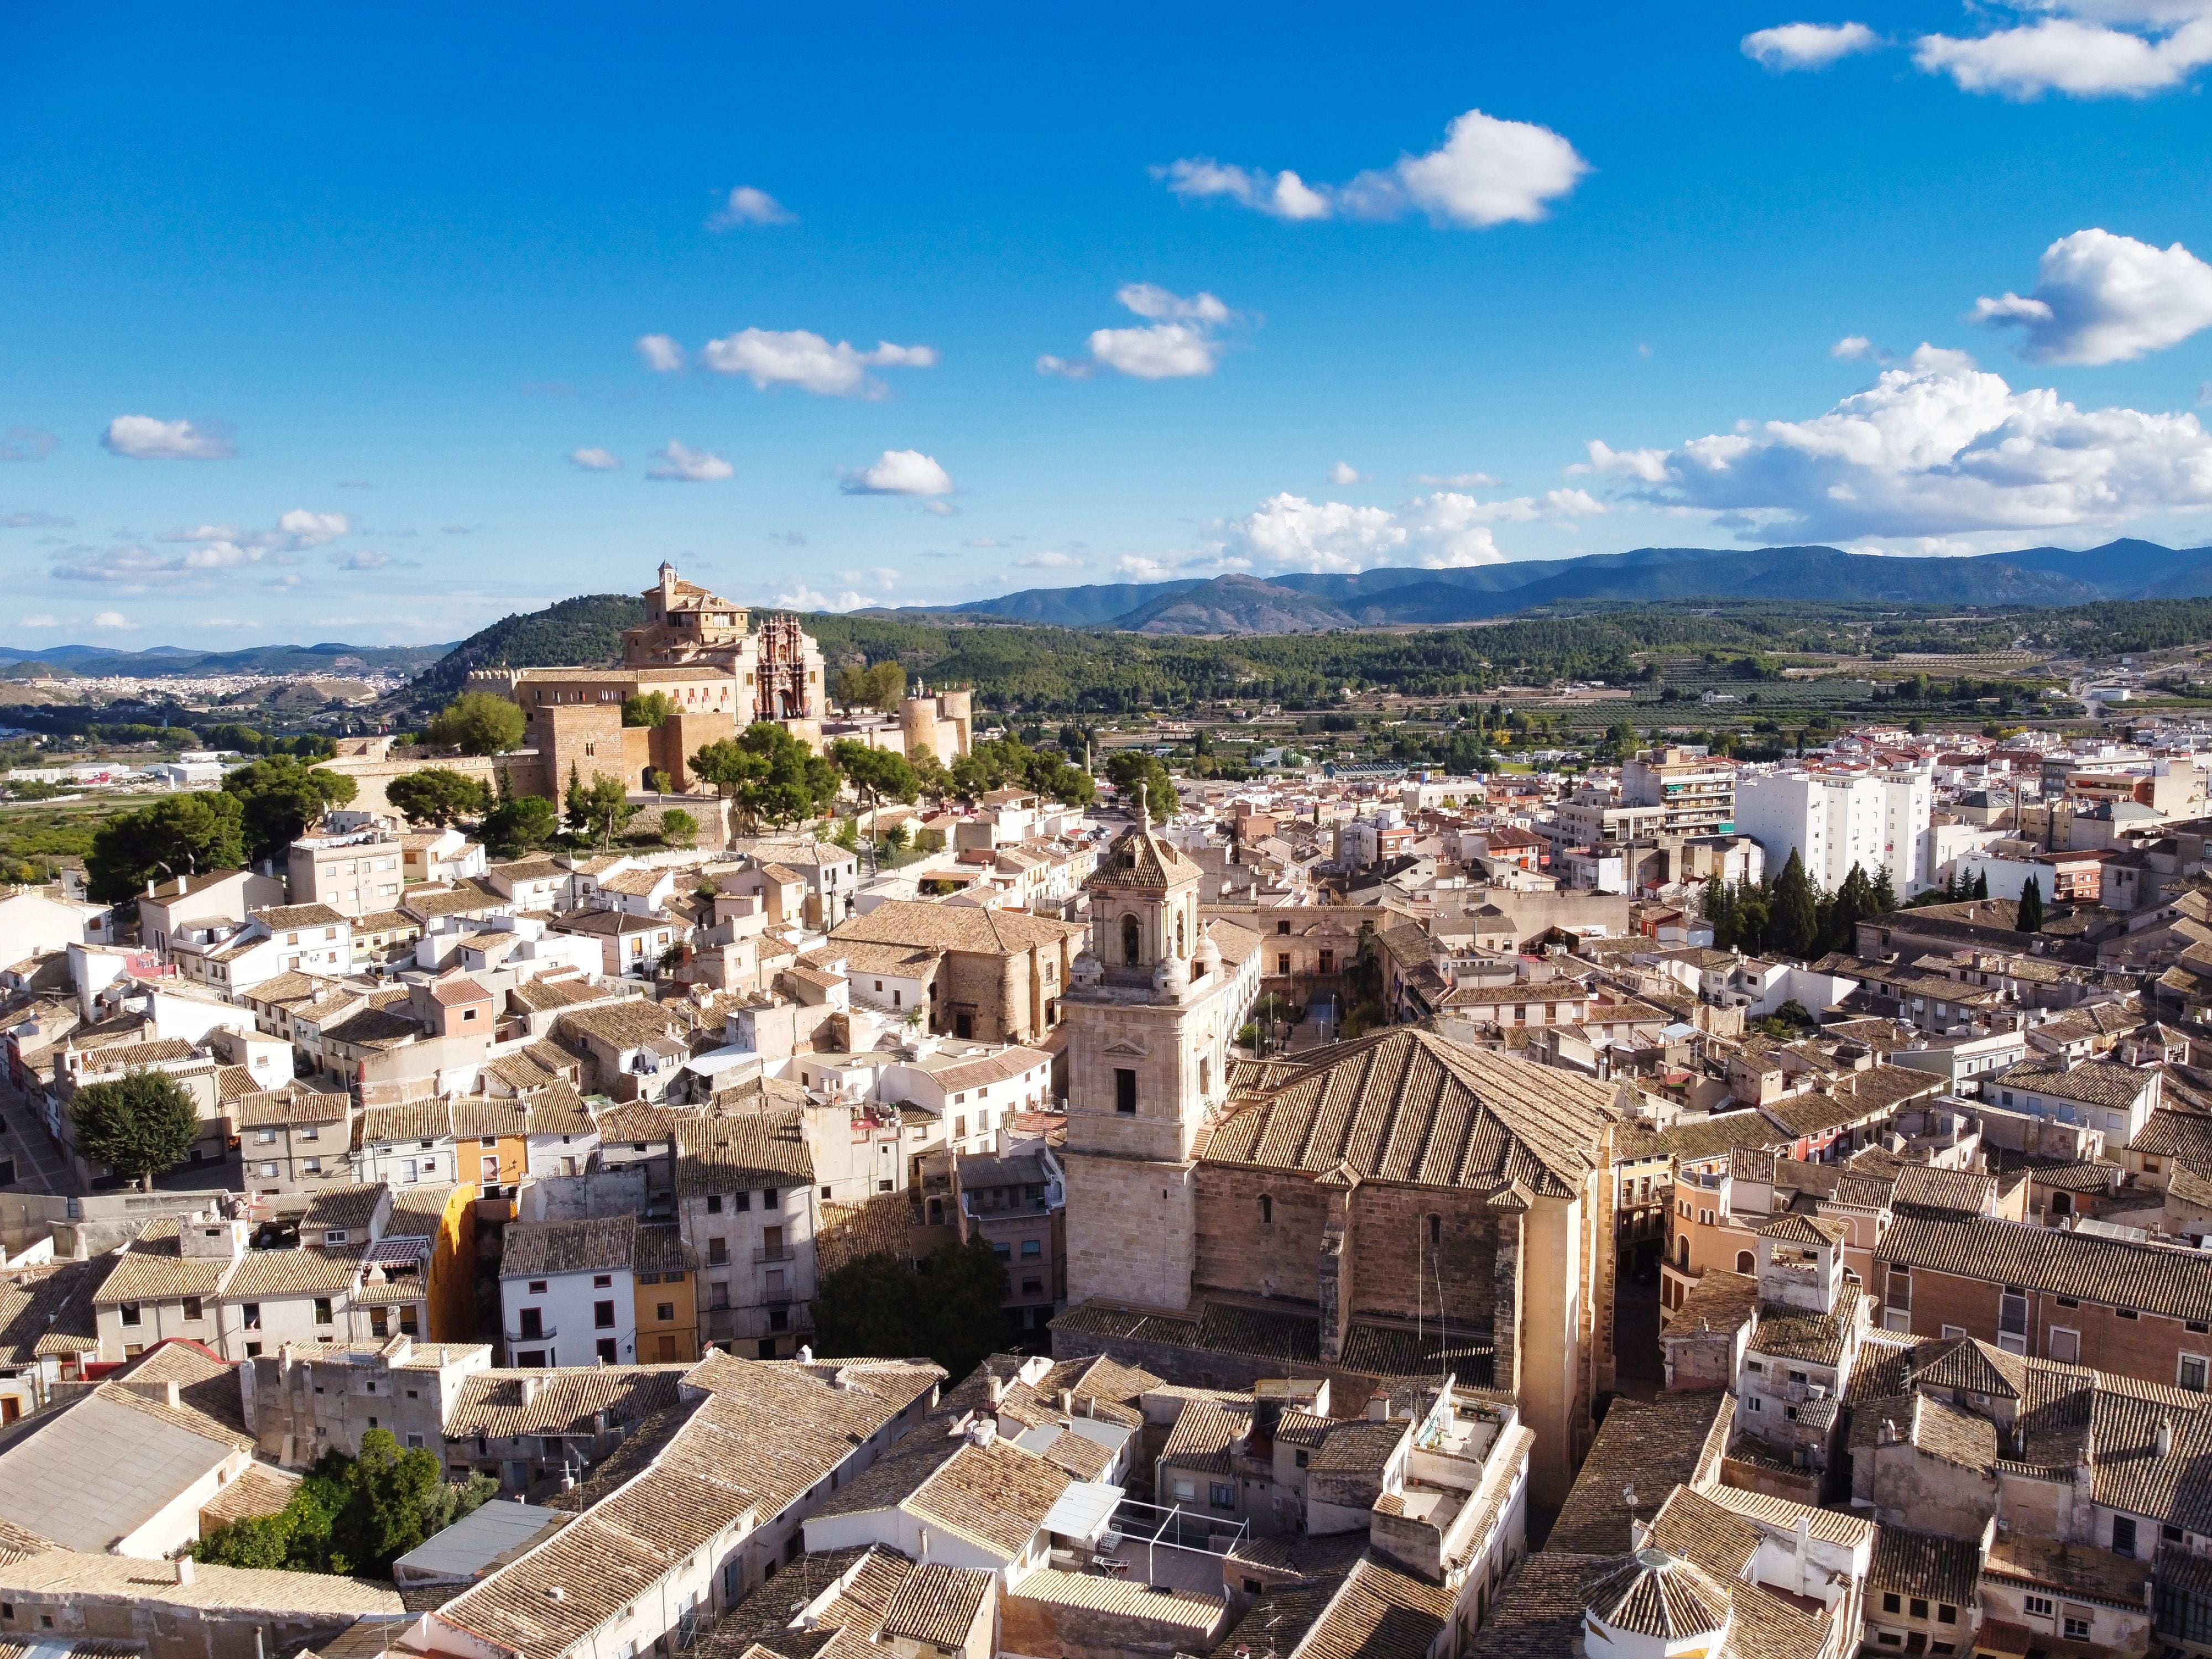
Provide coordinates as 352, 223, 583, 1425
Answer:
405, 593, 644, 707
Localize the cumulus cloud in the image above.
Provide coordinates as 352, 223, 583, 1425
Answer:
330, 548, 418, 571
839, 449, 954, 497
1741, 21, 1882, 69
637, 334, 685, 373
1115, 555, 1181, 581
1156, 108, 1588, 229
646, 441, 734, 482
154, 510, 351, 556
1327, 461, 1368, 485
55, 539, 289, 587
0, 426, 58, 462
774, 584, 876, 612
0, 510, 73, 529
1914, 2, 2212, 97
1832, 335, 1876, 359
1015, 550, 1084, 569
91, 611, 137, 630
1577, 343, 2212, 539
701, 328, 937, 398
1039, 285, 1245, 380
1971, 228, 2212, 363
101, 415, 234, 460
708, 185, 795, 229
18, 613, 58, 628
570, 447, 624, 471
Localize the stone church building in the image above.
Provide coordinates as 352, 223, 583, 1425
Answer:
1056, 811, 1624, 1505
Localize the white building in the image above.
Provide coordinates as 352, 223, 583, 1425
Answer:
1734, 765, 1932, 897
498, 1211, 696, 1368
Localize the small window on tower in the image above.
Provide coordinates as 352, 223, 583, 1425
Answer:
1121, 914, 1141, 967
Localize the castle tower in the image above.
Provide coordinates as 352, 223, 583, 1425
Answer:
1061, 792, 1239, 1311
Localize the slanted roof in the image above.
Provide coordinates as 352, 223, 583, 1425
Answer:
0, 1390, 241, 1551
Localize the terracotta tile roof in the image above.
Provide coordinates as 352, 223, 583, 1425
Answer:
1160, 1397, 1246, 1474
830, 899, 1081, 958
1051, 1297, 1323, 1365
2129, 1105, 2212, 1171
1891, 1164, 1997, 1214
501, 1214, 693, 1279
674, 1106, 814, 1194
1880, 1207, 2212, 1322
0, 1547, 401, 1616
223, 1248, 363, 1298
0, 1259, 108, 1361
555, 999, 700, 1051
302, 1183, 388, 1234
197, 1463, 299, 1531
1872, 1525, 1984, 1609
877, 1561, 992, 1650
1199, 1027, 1617, 1199
356, 1098, 456, 1146
904, 1438, 1070, 1557
1999, 1053, 2157, 1109
1548, 1391, 1731, 1556
234, 1082, 351, 1128
95, 1219, 232, 1305
454, 1083, 596, 1139
1747, 1285, 1860, 1368
1644, 1486, 1760, 1580
444, 1366, 690, 1439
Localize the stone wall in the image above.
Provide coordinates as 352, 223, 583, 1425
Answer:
1061, 1152, 1197, 1313
323, 750, 550, 816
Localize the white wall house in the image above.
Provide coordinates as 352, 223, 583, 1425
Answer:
1735, 765, 1932, 899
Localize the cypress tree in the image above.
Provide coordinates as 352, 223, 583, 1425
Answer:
1771, 848, 1820, 961
2016, 875, 2044, 933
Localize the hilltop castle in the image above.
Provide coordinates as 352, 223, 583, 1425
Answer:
474, 562, 972, 794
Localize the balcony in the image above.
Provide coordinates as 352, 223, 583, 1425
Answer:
753, 1246, 794, 1264
504, 1323, 556, 1344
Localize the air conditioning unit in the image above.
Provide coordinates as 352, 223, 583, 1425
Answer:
1807, 1384, 1827, 1401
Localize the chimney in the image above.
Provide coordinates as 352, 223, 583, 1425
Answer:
164, 1380, 181, 1409
2159, 1419, 2174, 1458
987, 1372, 1006, 1407
799, 1344, 814, 1365
175, 1556, 195, 1586
1058, 1388, 1074, 1415
520, 1375, 540, 1407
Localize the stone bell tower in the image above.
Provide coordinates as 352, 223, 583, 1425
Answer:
1061, 790, 1241, 1313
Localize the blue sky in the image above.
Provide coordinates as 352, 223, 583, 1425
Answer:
4, 1, 2212, 645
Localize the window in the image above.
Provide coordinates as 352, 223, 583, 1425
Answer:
313, 1298, 333, 1324
734, 1191, 750, 1211
1021, 1238, 1041, 1258
119, 1303, 140, 1327
593, 1274, 612, 1289
707, 1194, 723, 1214
1209, 1482, 1234, 1509
182, 1296, 203, 1321
2049, 1327, 2080, 1363
2183, 1354, 2209, 1393
1736, 1250, 1755, 1273
1115, 1068, 1138, 1114
708, 1238, 728, 1266
1277, 920, 1290, 935
763, 1188, 778, 1207
1318, 949, 1334, 974
1745, 1395, 1762, 1412
2063, 1618, 2091, 1642
243, 1303, 262, 1329
1937, 1606, 1957, 1625
1910, 1598, 1927, 1619
2023, 1595, 2052, 1618
1259, 1194, 1274, 1225
1277, 953, 1291, 975
594, 1300, 616, 1329
597, 1338, 618, 1364
2114, 1515, 2138, 1558
1882, 1594, 1902, 1614
1121, 914, 1141, 966
657, 1302, 675, 1322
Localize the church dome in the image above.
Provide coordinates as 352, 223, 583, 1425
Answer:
1192, 928, 1224, 979
1071, 946, 1104, 989
1152, 951, 1189, 995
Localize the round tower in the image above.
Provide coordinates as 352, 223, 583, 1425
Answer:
899, 692, 937, 759
937, 687, 974, 756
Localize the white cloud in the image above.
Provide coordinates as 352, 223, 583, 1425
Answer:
637, 335, 685, 373
1741, 21, 1882, 69
0, 426, 57, 462
0, 510, 72, 529
839, 449, 954, 498
1832, 335, 1876, 359
963, 536, 1008, 548
330, 549, 416, 571
646, 441, 734, 482
100, 415, 234, 460
275, 509, 350, 549
1408, 470, 1501, 487
156, 510, 350, 554
91, 611, 137, 630
1971, 228, 2212, 364
1040, 285, 1244, 380
1157, 107, 1588, 229
18, 613, 58, 628
837, 566, 901, 588
1208, 492, 1542, 572
1914, 3, 2212, 97
701, 328, 937, 397
570, 447, 624, 471
1327, 461, 1368, 485
1115, 555, 1181, 581
1578, 343, 2212, 538
1015, 550, 1084, 569
708, 185, 795, 229
774, 583, 875, 612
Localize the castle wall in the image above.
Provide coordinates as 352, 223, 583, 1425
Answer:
652, 709, 737, 791
323, 752, 549, 816
1193, 1165, 1333, 1303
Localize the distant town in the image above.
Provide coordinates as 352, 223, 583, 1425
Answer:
7, 557, 2212, 1659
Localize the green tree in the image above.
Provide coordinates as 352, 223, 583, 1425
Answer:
223, 755, 358, 866
1972, 870, 1990, 900
1869, 868, 1898, 917
327, 1429, 446, 1578
1104, 751, 1180, 816
483, 794, 559, 856
422, 692, 526, 756
815, 1237, 1011, 1379
1592, 719, 1639, 766
646, 769, 673, 795
2016, 874, 2044, 933
1770, 848, 1820, 961
622, 691, 678, 728
1817, 863, 1876, 957
85, 792, 247, 903
568, 775, 636, 848
70, 1070, 200, 1190
830, 740, 920, 813
692, 723, 840, 829
659, 807, 699, 848
195, 1446, 492, 1578
385, 768, 494, 828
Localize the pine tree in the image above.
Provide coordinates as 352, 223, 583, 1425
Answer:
1869, 867, 1898, 917
1973, 870, 1990, 900
2016, 874, 2044, 933
1771, 848, 1820, 962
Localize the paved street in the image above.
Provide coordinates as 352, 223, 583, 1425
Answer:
0, 1077, 69, 1195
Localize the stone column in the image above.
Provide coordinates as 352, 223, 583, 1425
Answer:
1488, 1188, 1527, 1397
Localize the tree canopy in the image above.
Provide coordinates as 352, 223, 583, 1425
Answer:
194, 1432, 494, 1577
223, 755, 359, 865
1104, 751, 1178, 816
622, 691, 677, 728
691, 723, 841, 828
835, 661, 907, 712
385, 768, 494, 828
2017, 874, 2044, 932
951, 734, 1096, 807
482, 793, 559, 856
423, 692, 527, 756
70, 1070, 200, 1190
564, 767, 636, 848
85, 791, 247, 903
828, 740, 919, 812
813, 1237, 1011, 1383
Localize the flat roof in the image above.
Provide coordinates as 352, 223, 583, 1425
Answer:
393, 1499, 568, 1582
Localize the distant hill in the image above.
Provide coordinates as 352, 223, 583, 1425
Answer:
405, 593, 646, 707
0, 640, 451, 677
865, 537, 2207, 635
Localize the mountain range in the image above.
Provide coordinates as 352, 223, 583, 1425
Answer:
0, 640, 452, 678
863, 537, 2212, 636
